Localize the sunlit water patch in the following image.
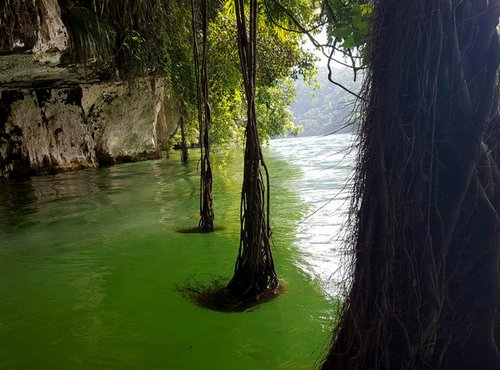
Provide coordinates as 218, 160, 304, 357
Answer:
0, 135, 354, 369
268, 134, 356, 298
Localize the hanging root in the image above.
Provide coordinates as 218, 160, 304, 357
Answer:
198, 150, 214, 233
192, 0, 215, 233
225, 0, 280, 300
179, 277, 285, 312
226, 104, 278, 298
322, 0, 500, 369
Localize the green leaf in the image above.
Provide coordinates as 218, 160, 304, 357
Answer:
350, 3, 361, 15
360, 4, 373, 17
355, 19, 370, 33
332, 26, 352, 39
224, 0, 236, 17
342, 35, 356, 49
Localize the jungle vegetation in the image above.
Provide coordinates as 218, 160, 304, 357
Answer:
292, 66, 361, 136
3, 0, 500, 368
190, 0, 214, 232
225, 0, 279, 301
1, 0, 317, 145
56, 0, 318, 147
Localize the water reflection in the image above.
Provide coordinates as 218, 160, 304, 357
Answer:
0, 136, 355, 299
0, 168, 112, 234
0, 137, 355, 369
153, 159, 200, 227
0, 178, 39, 231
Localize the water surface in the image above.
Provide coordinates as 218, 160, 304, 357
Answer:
0, 134, 354, 369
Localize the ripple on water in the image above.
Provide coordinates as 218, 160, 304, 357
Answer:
0, 135, 355, 369
269, 134, 355, 297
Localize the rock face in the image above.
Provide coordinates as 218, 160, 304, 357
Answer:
1, 0, 68, 63
0, 87, 96, 177
32, 0, 69, 64
0, 79, 178, 178
0, 0, 179, 178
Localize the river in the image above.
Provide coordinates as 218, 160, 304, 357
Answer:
0, 134, 355, 369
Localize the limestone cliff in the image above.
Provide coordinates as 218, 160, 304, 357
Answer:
0, 0, 179, 178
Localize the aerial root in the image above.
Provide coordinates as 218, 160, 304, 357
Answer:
179, 278, 286, 312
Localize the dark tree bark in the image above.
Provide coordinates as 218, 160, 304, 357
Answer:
323, 0, 500, 369
191, 0, 214, 232
179, 101, 189, 164
226, 0, 279, 298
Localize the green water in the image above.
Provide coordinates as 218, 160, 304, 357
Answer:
0, 135, 355, 370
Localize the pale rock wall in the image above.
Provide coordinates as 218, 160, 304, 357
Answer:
1, 0, 68, 63
0, 87, 96, 177
82, 78, 178, 164
0, 0, 180, 178
0, 78, 179, 178
32, 0, 69, 64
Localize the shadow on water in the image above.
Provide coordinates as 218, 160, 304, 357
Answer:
177, 146, 328, 313
179, 277, 287, 312
0, 167, 116, 234
0, 178, 39, 231
176, 225, 227, 233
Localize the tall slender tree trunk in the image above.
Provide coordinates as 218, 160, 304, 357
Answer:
227, 0, 279, 298
191, 0, 214, 232
179, 101, 189, 164
323, 0, 500, 369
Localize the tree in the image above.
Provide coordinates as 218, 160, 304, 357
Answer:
255, 80, 301, 141
322, 0, 500, 368
225, 0, 280, 299
179, 101, 189, 164
207, 1, 316, 146
180, 0, 318, 308
191, 0, 215, 232
261, 0, 371, 97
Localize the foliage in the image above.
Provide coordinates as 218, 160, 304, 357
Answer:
322, 0, 372, 52
263, 0, 320, 31
210, 88, 246, 146
206, 9, 245, 146
256, 1, 318, 86
164, 0, 197, 105
207, 3, 317, 146
0, 0, 38, 51
292, 66, 361, 136
58, 0, 169, 77
256, 80, 300, 141
61, 5, 115, 65
92, 0, 169, 76
1, 0, 318, 147
3, 0, 317, 147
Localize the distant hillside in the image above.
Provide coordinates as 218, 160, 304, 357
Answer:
291, 66, 362, 136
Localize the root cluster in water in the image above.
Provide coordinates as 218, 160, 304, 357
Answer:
175, 226, 226, 234
180, 279, 286, 312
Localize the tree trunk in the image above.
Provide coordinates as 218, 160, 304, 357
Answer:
322, 0, 500, 369
227, 0, 279, 298
179, 101, 189, 164
191, 0, 214, 232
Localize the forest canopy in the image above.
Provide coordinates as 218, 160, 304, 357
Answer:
10, 0, 333, 146
1, 0, 372, 145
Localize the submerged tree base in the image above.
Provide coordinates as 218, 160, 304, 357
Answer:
180, 279, 286, 312
175, 226, 226, 234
